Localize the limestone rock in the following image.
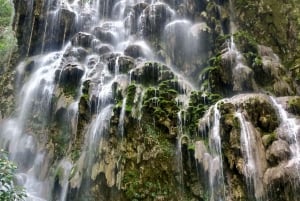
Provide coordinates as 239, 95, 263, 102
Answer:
266, 139, 291, 165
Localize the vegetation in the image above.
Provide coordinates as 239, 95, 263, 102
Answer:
0, 150, 26, 201
0, 0, 16, 72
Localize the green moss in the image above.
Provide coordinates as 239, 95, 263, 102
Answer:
244, 97, 279, 132
125, 84, 136, 113
0, 0, 13, 27
187, 143, 195, 151
0, 0, 16, 72
62, 84, 78, 98
262, 133, 277, 148
123, 124, 176, 200
288, 97, 300, 115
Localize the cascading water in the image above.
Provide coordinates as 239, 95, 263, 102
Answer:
270, 97, 300, 167
0, 47, 69, 201
235, 112, 264, 200
176, 111, 185, 195
197, 103, 225, 201
1, 0, 211, 200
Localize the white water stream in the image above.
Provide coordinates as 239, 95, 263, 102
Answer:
198, 103, 225, 201
270, 97, 300, 166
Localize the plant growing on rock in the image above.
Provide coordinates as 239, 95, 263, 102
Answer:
0, 150, 26, 201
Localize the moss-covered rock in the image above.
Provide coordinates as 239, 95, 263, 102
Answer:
287, 96, 300, 115
242, 97, 279, 133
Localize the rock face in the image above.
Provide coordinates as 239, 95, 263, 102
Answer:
1, 0, 300, 201
194, 94, 300, 201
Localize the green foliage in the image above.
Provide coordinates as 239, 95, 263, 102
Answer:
0, 0, 13, 27
186, 91, 222, 136
0, 150, 26, 201
0, 0, 16, 71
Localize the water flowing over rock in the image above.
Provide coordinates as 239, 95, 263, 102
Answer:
1, 0, 300, 201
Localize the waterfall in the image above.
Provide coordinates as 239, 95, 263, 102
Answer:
118, 97, 127, 137
2, 0, 211, 200
176, 111, 185, 196
270, 97, 300, 167
198, 103, 225, 201
0, 48, 70, 200
236, 112, 264, 200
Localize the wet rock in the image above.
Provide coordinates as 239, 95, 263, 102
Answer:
232, 64, 255, 92
286, 96, 300, 116
242, 96, 279, 132
266, 139, 291, 165
107, 55, 135, 74
255, 45, 295, 96
124, 44, 146, 58
93, 27, 117, 45
63, 47, 89, 62
264, 161, 299, 186
133, 2, 149, 15
190, 22, 211, 51
164, 20, 193, 57
57, 63, 85, 92
124, 2, 149, 34
273, 78, 295, 97
130, 62, 175, 85
71, 32, 96, 48
164, 20, 198, 71
194, 141, 207, 163
46, 8, 77, 51
93, 43, 114, 55
262, 133, 277, 148
140, 3, 174, 39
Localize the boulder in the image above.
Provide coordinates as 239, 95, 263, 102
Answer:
286, 96, 300, 115
93, 44, 114, 55
71, 32, 96, 48
232, 64, 255, 92
63, 47, 89, 62
266, 139, 291, 165
125, 41, 153, 59
57, 63, 85, 92
107, 55, 135, 74
130, 62, 175, 85
93, 27, 117, 45
140, 3, 174, 39
124, 44, 146, 58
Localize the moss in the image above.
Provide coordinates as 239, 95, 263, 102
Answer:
243, 97, 279, 132
125, 84, 136, 113
186, 91, 222, 136
62, 84, 78, 98
123, 123, 177, 200
50, 125, 70, 160
130, 62, 175, 86
262, 132, 277, 148
232, 0, 300, 68
287, 97, 300, 115
233, 31, 258, 54
187, 143, 195, 151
